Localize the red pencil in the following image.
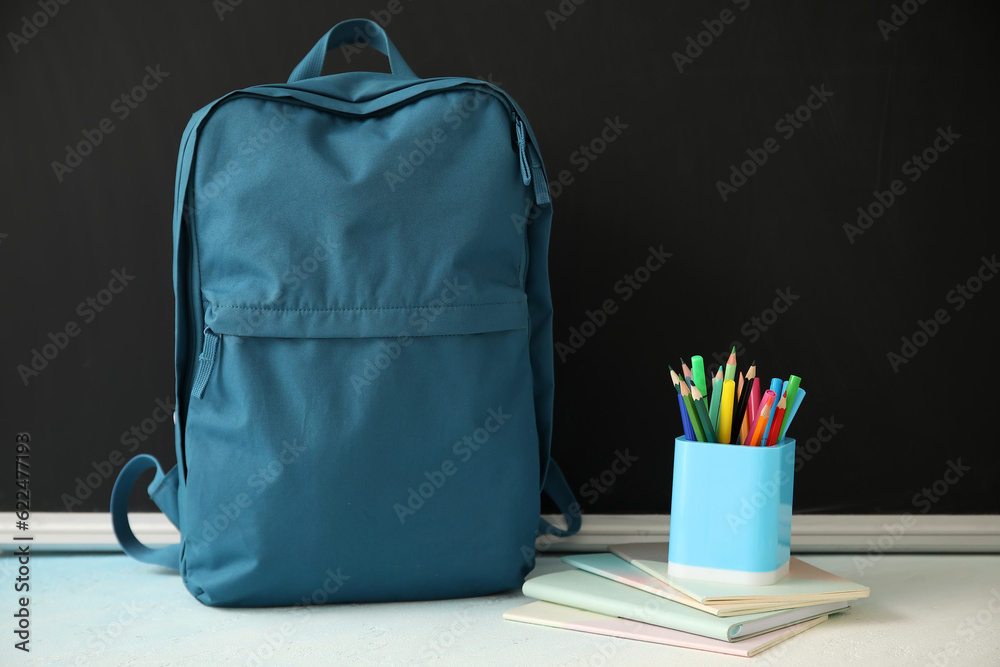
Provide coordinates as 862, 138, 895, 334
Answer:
765, 392, 788, 447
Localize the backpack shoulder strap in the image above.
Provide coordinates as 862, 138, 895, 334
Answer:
539, 459, 582, 537
110, 454, 181, 570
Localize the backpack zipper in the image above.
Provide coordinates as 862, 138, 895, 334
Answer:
191, 328, 220, 399
242, 82, 552, 206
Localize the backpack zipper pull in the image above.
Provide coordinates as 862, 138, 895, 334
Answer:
514, 115, 551, 207
191, 328, 220, 399
515, 116, 531, 187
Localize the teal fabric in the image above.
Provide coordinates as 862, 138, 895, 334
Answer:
111, 19, 579, 606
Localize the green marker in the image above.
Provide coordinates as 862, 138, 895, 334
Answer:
779, 375, 802, 438
691, 355, 707, 399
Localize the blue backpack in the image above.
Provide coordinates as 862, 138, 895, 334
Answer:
111, 19, 580, 607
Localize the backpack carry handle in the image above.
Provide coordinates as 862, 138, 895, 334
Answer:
288, 18, 416, 82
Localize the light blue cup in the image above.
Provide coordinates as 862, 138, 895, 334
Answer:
667, 437, 795, 586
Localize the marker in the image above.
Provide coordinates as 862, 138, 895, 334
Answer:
779, 375, 802, 437
691, 355, 708, 400
760, 378, 783, 446
779, 388, 806, 440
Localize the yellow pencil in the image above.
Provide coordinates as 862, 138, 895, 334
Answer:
718, 379, 736, 444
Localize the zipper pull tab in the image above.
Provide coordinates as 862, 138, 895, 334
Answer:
191, 328, 220, 399
515, 115, 551, 207
515, 117, 531, 187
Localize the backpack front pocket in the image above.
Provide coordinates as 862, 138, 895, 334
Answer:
181, 302, 540, 606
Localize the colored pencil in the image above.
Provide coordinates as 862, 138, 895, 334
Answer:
680, 359, 694, 389
765, 392, 787, 446
747, 390, 776, 447
732, 371, 753, 446
690, 386, 716, 443
707, 367, 723, 431
668, 366, 682, 394
723, 347, 737, 384
746, 363, 759, 421
680, 383, 705, 442
677, 392, 695, 440
717, 379, 736, 444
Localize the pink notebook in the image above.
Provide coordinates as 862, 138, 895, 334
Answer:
504, 601, 828, 658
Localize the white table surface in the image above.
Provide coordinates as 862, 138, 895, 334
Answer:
2, 550, 999, 666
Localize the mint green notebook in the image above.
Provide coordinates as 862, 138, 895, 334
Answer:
522, 570, 848, 642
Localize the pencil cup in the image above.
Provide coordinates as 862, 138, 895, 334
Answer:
667, 437, 794, 586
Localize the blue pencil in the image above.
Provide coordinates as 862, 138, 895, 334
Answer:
678, 392, 696, 441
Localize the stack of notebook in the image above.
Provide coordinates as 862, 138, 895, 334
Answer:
504, 543, 870, 658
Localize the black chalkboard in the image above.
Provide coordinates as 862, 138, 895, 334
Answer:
2, 0, 997, 516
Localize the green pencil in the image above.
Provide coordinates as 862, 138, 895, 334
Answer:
708, 366, 723, 431
723, 347, 737, 384
691, 386, 717, 443
668, 366, 682, 394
